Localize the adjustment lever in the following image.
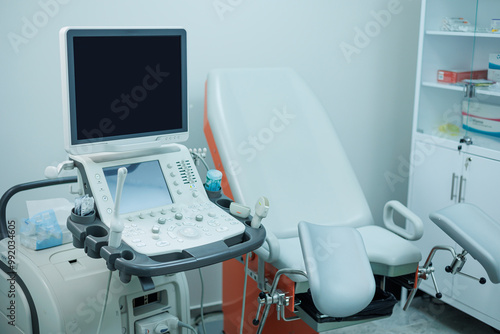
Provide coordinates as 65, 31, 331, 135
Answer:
444, 249, 486, 284
428, 269, 442, 299
253, 291, 267, 326
448, 268, 487, 284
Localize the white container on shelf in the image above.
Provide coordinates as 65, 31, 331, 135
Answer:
488, 53, 500, 81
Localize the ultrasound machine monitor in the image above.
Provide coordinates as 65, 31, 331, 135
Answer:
60, 28, 257, 260
60, 27, 189, 155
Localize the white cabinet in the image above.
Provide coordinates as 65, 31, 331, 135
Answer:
408, 0, 500, 330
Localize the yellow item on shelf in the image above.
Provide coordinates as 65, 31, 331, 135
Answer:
438, 123, 460, 136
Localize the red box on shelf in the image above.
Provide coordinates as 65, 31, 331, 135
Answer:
437, 69, 488, 83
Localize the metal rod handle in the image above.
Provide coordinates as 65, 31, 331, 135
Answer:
458, 176, 466, 203
450, 173, 458, 201
0, 177, 77, 240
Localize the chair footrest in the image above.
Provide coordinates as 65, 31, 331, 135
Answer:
430, 203, 500, 284
295, 287, 397, 324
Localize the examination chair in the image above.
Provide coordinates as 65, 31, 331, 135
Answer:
204, 68, 424, 333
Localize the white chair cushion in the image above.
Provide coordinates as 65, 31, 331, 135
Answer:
267, 225, 421, 282
357, 225, 422, 266
298, 222, 375, 318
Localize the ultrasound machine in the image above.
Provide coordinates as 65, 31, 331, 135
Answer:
0, 27, 265, 334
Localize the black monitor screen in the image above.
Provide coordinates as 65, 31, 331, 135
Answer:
66, 29, 187, 145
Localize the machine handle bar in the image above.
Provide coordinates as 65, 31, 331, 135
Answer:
0, 177, 77, 240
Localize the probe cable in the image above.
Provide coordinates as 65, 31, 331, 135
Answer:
198, 268, 208, 334
96, 271, 113, 334
240, 252, 251, 334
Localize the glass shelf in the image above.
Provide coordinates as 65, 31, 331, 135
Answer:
422, 81, 500, 97
426, 30, 500, 38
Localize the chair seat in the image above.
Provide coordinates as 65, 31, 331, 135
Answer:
358, 226, 422, 277
267, 225, 421, 282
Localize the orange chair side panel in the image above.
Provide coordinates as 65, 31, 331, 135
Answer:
203, 81, 234, 200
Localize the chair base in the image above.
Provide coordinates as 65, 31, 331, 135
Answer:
295, 288, 397, 332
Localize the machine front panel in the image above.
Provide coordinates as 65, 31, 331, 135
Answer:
71, 146, 245, 256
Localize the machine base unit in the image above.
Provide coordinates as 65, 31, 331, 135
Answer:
0, 240, 190, 334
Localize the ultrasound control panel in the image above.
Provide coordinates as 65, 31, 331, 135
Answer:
70, 144, 245, 256
121, 201, 243, 255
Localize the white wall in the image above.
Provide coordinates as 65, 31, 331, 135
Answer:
0, 0, 421, 310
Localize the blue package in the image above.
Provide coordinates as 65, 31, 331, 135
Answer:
21, 209, 62, 250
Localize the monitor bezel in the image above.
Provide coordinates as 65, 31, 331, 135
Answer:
60, 27, 188, 155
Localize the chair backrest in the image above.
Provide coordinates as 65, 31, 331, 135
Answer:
205, 68, 374, 238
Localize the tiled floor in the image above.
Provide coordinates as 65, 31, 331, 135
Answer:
328, 296, 499, 334
200, 296, 500, 333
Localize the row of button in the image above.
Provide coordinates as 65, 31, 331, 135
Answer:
118, 198, 246, 255
125, 203, 211, 222
124, 218, 237, 242
131, 239, 179, 247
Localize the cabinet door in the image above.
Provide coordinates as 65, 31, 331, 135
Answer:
452, 154, 500, 318
408, 142, 462, 297
460, 154, 500, 218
